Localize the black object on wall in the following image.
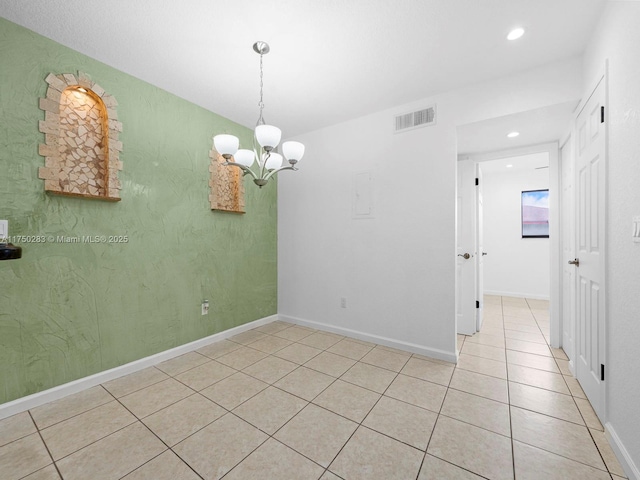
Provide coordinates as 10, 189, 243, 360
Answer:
0, 243, 22, 260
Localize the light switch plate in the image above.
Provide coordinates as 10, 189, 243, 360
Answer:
634, 216, 640, 243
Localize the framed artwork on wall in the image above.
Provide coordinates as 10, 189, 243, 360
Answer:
522, 189, 549, 238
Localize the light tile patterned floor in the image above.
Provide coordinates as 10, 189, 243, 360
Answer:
0, 297, 628, 479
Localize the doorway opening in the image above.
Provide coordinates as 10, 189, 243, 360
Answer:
454, 101, 578, 347
456, 143, 558, 341
454, 89, 608, 424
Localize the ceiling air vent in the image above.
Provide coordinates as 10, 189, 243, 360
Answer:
394, 105, 436, 133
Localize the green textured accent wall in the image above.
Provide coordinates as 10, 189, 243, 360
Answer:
0, 18, 277, 404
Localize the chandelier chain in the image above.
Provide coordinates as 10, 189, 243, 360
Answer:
257, 52, 265, 125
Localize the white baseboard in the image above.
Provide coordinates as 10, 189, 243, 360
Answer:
484, 290, 550, 301
0, 314, 278, 421
606, 422, 640, 480
278, 314, 458, 364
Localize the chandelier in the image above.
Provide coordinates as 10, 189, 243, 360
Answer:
213, 41, 305, 188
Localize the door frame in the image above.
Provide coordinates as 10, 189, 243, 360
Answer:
475, 162, 484, 332
558, 130, 577, 371
461, 142, 561, 347
456, 158, 480, 336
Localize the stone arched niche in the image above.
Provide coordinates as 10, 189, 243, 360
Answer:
38, 72, 123, 201
209, 149, 245, 214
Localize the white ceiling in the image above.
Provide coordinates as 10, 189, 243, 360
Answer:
0, 0, 604, 137
457, 101, 580, 156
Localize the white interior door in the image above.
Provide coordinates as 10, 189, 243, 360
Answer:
574, 78, 606, 419
476, 163, 484, 331
456, 159, 477, 336
561, 135, 576, 366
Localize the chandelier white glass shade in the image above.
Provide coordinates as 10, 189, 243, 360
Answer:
213, 41, 305, 188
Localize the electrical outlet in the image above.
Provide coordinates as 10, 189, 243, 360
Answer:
340, 297, 347, 308
201, 300, 209, 315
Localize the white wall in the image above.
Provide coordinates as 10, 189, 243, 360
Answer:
583, 2, 640, 477
278, 57, 582, 362
482, 164, 550, 299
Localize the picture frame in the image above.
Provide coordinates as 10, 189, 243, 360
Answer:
521, 189, 549, 238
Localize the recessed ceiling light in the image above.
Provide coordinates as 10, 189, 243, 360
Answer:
507, 28, 525, 41
507, 131, 520, 138
506, 164, 513, 168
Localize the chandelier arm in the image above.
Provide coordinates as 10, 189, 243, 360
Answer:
259, 151, 270, 180
263, 165, 298, 182
223, 162, 258, 180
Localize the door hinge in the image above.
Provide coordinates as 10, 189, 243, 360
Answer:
476, 300, 480, 309
475, 178, 479, 186
601, 106, 605, 123
601, 364, 605, 381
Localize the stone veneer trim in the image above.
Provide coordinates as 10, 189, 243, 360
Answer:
37, 71, 123, 201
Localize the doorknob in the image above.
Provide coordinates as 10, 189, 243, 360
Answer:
458, 253, 471, 259
568, 258, 580, 267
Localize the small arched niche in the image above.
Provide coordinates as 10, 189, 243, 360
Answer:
38, 72, 123, 201
209, 149, 246, 214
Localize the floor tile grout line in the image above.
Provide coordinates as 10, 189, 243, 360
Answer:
454, 364, 507, 381
145, 390, 234, 446
507, 377, 575, 397
0, 430, 37, 450
27, 409, 64, 480
511, 434, 614, 474
148, 354, 250, 399
213, 342, 348, 469
103, 387, 208, 480
587, 426, 623, 477
35, 384, 144, 466
426, 454, 496, 480
41, 414, 139, 465
211, 332, 353, 418
242, 354, 337, 395
528, 298, 592, 429
258, 435, 336, 477
446, 382, 510, 406
264, 324, 422, 369
29, 384, 114, 431
101, 366, 171, 399
458, 348, 508, 363
327, 388, 396, 473
209, 425, 271, 480
498, 295, 614, 477
129, 375, 205, 416
542, 322, 575, 395
211, 374, 349, 477
271, 346, 325, 365
435, 406, 514, 436
420, 348, 483, 478
321, 355, 408, 477
502, 298, 518, 480
155, 350, 212, 377
30, 394, 164, 463
244, 323, 427, 375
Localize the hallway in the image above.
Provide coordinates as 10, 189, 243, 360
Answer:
455, 295, 625, 478
0, 297, 627, 479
